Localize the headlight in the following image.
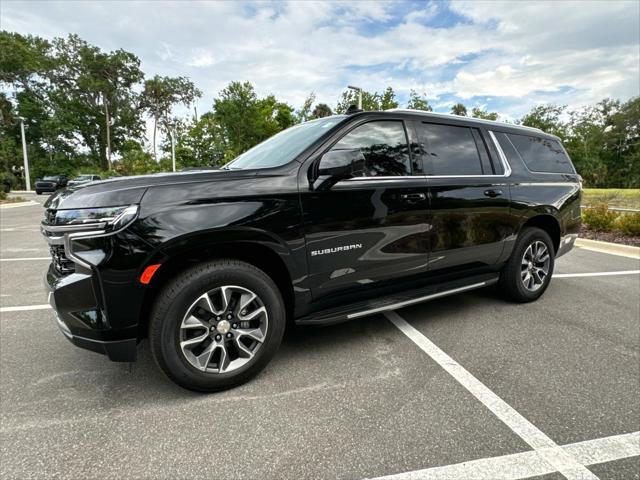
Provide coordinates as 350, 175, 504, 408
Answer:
54, 205, 139, 232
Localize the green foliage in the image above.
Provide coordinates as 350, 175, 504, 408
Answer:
141, 75, 202, 161
407, 90, 432, 111
582, 204, 619, 231
0, 190, 6, 200
450, 103, 467, 116
471, 107, 498, 120
335, 86, 398, 113
520, 104, 568, 140
615, 212, 640, 235
311, 103, 332, 119
214, 81, 294, 160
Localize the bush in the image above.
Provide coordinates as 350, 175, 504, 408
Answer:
615, 212, 640, 235
0, 189, 6, 200
582, 204, 618, 231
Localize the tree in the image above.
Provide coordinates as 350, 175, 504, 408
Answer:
336, 89, 373, 113
141, 75, 202, 161
379, 87, 399, 110
406, 90, 432, 111
471, 107, 498, 121
47, 34, 146, 170
450, 103, 467, 116
213, 81, 295, 160
311, 103, 333, 119
520, 104, 568, 140
296, 93, 315, 123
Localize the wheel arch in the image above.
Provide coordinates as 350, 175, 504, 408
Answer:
519, 213, 561, 254
137, 232, 298, 339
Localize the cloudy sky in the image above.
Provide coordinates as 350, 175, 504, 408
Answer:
1, 0, 639, 120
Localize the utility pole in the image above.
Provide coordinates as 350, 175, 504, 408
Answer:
18, 116, 31, 191
348, 85, 362, 110
169, 130, 176, 172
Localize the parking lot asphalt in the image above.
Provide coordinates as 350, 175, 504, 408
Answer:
1, 193, 639, 480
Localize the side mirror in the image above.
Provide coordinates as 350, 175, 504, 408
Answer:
314, 149, 365, 190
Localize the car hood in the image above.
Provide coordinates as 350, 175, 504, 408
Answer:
44, 169, 263, 210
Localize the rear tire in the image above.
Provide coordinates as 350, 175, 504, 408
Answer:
149, 259, 286, 392
36, 191, 42, 195
499, 227, 555, 303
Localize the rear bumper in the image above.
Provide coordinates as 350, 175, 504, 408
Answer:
45, 265, 138, 362
556, 233, 578, 258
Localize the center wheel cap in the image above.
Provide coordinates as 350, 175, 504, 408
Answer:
216, 320, 231, 334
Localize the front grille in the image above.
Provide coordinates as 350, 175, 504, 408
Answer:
50, 245, 75, 274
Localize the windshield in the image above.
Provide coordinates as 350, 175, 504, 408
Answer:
224, 116, 346, 170
74, 175, 92, 181
43, 176, 59, 181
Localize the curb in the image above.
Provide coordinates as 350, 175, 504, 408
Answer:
0, 201, 40, 209
575, 238, 640, 259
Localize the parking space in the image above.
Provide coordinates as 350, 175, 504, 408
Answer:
1, 194, 638, 479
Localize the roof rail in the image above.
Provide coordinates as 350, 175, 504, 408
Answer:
385, 109, 544, 133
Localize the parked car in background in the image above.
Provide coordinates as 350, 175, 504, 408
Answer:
34, 175, 68, 195
67, 174, 101, 187
41, 110, 581, 392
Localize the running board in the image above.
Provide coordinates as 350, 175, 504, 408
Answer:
295, 273, 499, 326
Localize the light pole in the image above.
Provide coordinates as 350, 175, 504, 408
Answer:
169, 130, 176, 172
17, 116, 31, 191
347, 85, 362, 110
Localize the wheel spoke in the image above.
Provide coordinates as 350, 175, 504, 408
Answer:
219, 286, 233, 313
193, 342, 216, 371
238, 327, 265, 344
180, 331, 208, 349
239, 306, 266, 322
233, 336, 254, 359
218, 344, 230, 372
239, 292, 257, 312
196, 293, 216, 314
181, 314, 209, 330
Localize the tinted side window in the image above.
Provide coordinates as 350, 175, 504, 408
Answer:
507, 134, 574, 173
331, 121, 411, 176
421, 123, 484, 175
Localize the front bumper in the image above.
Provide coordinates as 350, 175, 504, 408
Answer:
45, 265, 138, 362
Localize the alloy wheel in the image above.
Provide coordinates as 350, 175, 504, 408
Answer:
520, 241, 550, 292
178, 285, 268, 373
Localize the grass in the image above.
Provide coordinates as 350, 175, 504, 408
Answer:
0, 196, 28, 205
582, 188, 640, 209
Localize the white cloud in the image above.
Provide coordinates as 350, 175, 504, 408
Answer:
1, 0, 637, 123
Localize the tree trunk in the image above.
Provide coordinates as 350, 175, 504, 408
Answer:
104, 98, 112, 170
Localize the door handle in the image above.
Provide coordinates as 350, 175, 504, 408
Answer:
484, 189, 503, 198
400, 193, 427, 202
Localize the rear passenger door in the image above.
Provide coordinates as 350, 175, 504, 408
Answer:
417, 120, 515, 272
301, 118, 430, 301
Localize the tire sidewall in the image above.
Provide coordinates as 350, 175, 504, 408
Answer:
151, 261, 285, 392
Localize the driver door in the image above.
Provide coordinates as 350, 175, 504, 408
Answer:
300, 119, 430, 301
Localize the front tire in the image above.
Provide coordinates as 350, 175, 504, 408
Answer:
499, 227, 555, 303
149, 259, 286, 392
35, 190, 42, 195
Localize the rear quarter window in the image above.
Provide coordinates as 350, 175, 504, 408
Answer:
507, 133, 574, 174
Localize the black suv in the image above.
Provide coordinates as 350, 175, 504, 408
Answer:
35, 175, 68, 194
41, 110, 581, 392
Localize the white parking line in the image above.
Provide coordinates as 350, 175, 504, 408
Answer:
384, 311, 600, 480
0, 304, 51, 313
0, 257, 50, 262
554, 270, 640, 278
370, 431, 640, 480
